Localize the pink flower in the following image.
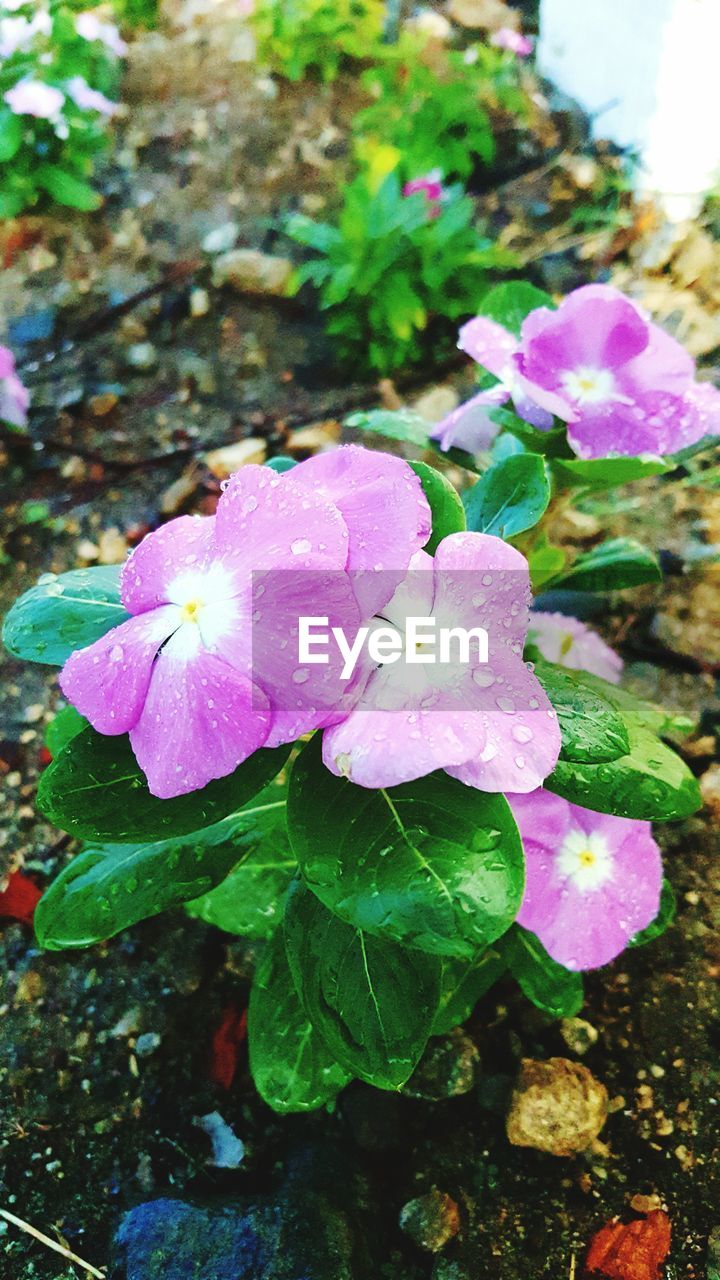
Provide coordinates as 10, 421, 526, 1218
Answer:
509, 790, 663, 969
403, 171, 445, 219
4, 79, 64, 119
528, 612, 623, 684
0, 12, 52, 57
75, 12, 128, 57
66, 76, 117, 117
59, 448, 430, 800
0, 346, 29, 429
323, 533, 562, 792
490, 27, 534, 57
433, 284, 720, 459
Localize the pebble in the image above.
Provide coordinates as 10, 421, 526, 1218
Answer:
506, 1057, 609, 1156
212, 248, 293, 296
189, 286, 210, 317
399, 1189, 461, 1252
89, 391, 119, 416
98, 527, 129, 564
560, 1017, 599, 1056
125, 341, 158, 371
194, 1111, 245, 1169
135, 1032, 161, 1058
286, 421, 342, 456
402, 1029, 480, 1100
205, 437, 267, 477
411, 384, 459, 424
202, 222, 239, 254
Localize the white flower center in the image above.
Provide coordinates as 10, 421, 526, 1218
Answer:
561, 366, 616, 405
556, 828, 614, 892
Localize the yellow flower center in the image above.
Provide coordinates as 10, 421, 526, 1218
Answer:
181, 597, 203, 623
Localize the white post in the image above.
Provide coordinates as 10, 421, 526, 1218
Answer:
538, 0, 720, 222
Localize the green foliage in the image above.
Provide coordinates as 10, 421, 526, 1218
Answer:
284, 879, 441, 1089
37, 723, 290, 841
474, 280, 554, 336
3, 566, 129, 665
253, 0, 385, 82
546, 537, 662, 593
408, 460, 466, 554
286, 170, 510, 374
185, 780, 295, 938
498, 925, 584, 1018
432, 948, 506, 1034
544, 677, 702, 822
0, 2, 123, 217
629, 879, 677, 948
288, 736, 525, 959
354, 44, 528, 184
249, 928, 352, 1112
463, 452, 551, 539
533, 661, 630, 764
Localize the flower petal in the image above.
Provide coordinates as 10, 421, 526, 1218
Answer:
59, 606, 180, 735
121, 515, 216, 614
215, 464, 350, 573
430, 386, 508, 452
520, 285, 649, 378
289, 445, 431, 617
129, 629, 270, 799
322, 702, 485, 788
458, 315, 519, 377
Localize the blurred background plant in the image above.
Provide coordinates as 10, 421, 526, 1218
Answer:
286, 170, 514, 373
0, 1, 126, 216
253, 0, 386, 83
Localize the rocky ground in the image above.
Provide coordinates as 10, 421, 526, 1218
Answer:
1, 2, 720, 1277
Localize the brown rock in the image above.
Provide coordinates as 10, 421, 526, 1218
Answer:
506, 1057, 608, 1156
204, 437, 267, 478
399, 1189, 461, 1252
212, 249, 293, 296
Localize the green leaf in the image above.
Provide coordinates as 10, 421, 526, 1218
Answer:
248, 928, 352, 1113
432, 948, 506, 1035
629, 878, 677, 947
264, 456, 297, 473
185, 783, 294, 938
0, 109, 23, 163
545, 720, 701, 821
36, 164, 102, 211
552, 456, 671, 492
408, 460, 466, 554
3, 567, 130, 666
549, 538, 662, 592
34, 803, 280, 950
284, 879, 441, 1089
345, 408, 430, 447
463, 452, 551, 539
477, 282, 554, 337
498, 925, 584, 1018
533, 660, 630, 763
44, 706, 87, 757
37, 724, 291, 842
288, 737, 524, 960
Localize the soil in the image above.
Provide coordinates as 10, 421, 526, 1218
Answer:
1, 3, 719, 1277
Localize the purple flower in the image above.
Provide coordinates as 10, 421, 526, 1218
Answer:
322, 532, 562, 791
433, 284, 720, 458
66, 76, 118, 117
4, 80, 64, 119
403, 171, 445, 219
490, 27, 534, 57
60, 448, 429, 799
528, 612, 623, 683
75, 12, 128, 57
0, 346, 29, 429
509, 790, 663, 969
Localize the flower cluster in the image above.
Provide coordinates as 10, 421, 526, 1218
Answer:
0, 344, 29, 430
402, 170, 445, 219
0, 3, 125, 215
433, 283, 720, 460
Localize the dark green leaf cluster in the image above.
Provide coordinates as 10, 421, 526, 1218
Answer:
252, 0, 386, 83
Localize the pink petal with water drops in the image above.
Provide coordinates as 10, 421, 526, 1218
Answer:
215, 464, 350, 574
323, 701, 486, 788
129, 630, 271, 799
120, 515, 216, 614
528, 611, 623, 683
510, 791, 663, 969
59, 606, 181, 735
520, 285, 649, 384
289, 446, 431, 617
458, 315, 519, 377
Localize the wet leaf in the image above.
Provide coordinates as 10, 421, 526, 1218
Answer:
249, 927, 352, 1113
476, 282, 554, 336
432, 948, 506, 1034
629, 879, 676, 948
345, 407, 431, 447
0, 872, 41, 926
408, 460, 466, 554
209, 1005, 247, 1090
534, 660, 630, 763
288, 736, 524, 959
463, 453, 551, 539
37, 725, 290, 842
549, 538, 661, 593
284, 879, 441, 1089
552, 456, 671, 492
44, 705, 87, 757
498, 925, 584, 1018
3, 566, 129, 666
